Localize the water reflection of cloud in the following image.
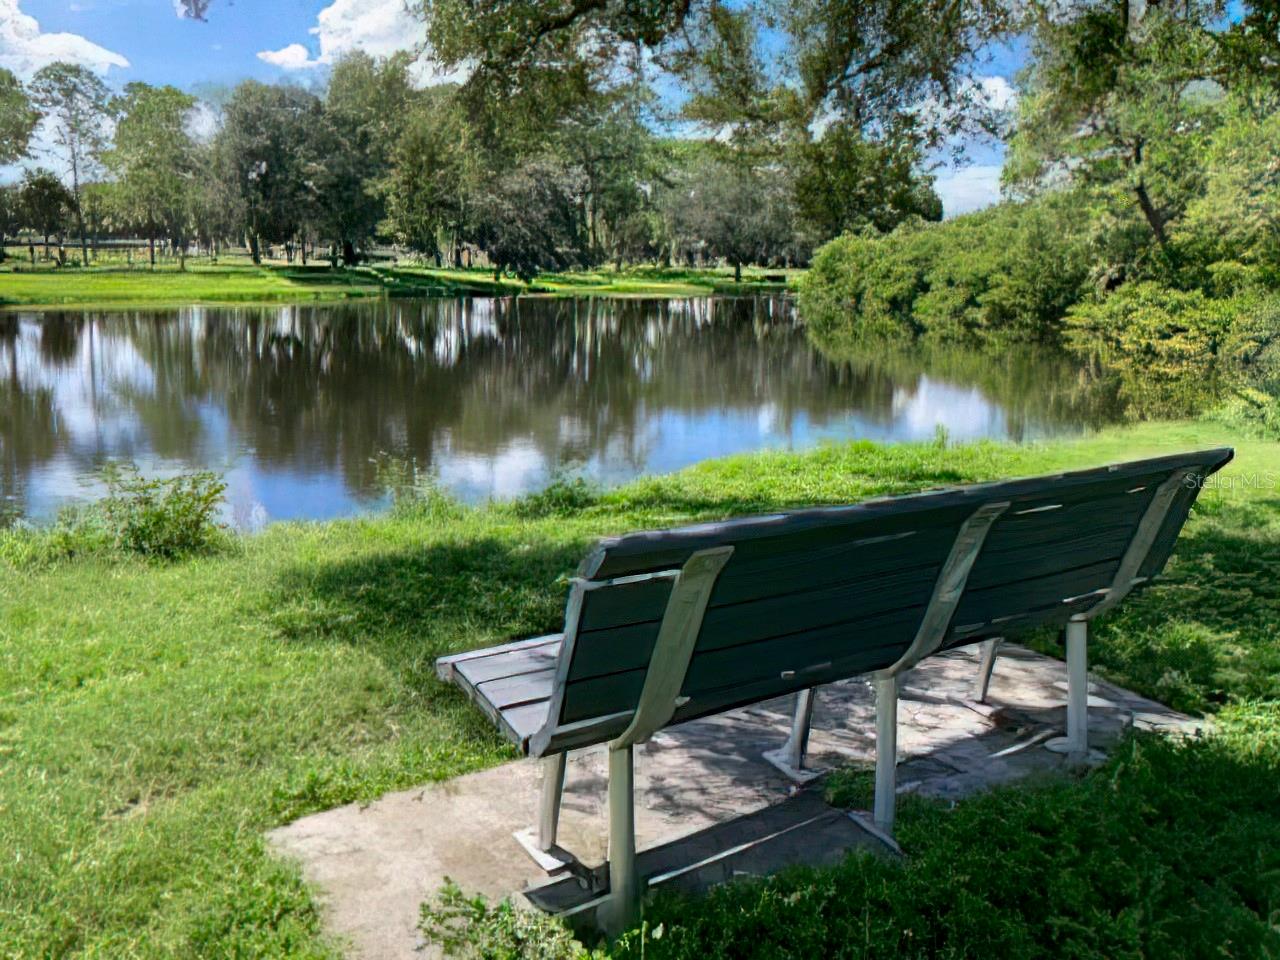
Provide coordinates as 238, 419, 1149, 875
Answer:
891, 376, 1008, 441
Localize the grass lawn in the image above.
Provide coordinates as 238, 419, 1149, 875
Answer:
0, 259, 797, 309
1, 421, 1277, 957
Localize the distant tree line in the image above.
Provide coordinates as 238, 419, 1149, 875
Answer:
0, 0, 1022, 279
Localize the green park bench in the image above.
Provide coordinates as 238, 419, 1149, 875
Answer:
437, 447, 1232, 933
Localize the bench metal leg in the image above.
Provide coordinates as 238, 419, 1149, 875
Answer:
599, 744, 639, 937
514, 753, 572, 872
972, 637, 1003, 704
762, 687, 822, 783
1047, 617, 1089, 762
873, 674, 899, 833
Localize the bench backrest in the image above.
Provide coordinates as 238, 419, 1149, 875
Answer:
528, 448, 1232, 756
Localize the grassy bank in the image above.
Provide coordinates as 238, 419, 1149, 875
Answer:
2, 422, 1277, 956
0, 259, 797, 309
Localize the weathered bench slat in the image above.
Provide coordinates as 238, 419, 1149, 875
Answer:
473, 669, 557, 711
580, 451, 1216, 580
436, 633, 561, 681
454, 642, 561, 687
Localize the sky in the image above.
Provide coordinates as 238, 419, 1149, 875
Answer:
1, 0, 1021, 213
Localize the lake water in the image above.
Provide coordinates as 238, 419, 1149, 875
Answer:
0, 297, 1117, 526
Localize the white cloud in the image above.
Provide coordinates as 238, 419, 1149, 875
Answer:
257, 43, 319, 71
977, 75, 1016, 112
934, 164, 1004, 217
256, 0, 463, 86
0, 0, 128, 78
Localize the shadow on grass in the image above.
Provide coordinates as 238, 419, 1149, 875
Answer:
266, 535, 583, 692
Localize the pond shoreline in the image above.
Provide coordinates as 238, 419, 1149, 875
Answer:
0, 261, 797, 310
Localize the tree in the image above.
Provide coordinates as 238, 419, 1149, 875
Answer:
384, 90, 475, 264
471, 157, 588, 281
0, 68, 37, 165
310, 53, 416, 265
20, 168, 74, 260
0, 185, 20, 264
1179, 92, 1280, 270
214, 81, 320, 263
29, 62, 114, 266
1004, 1, 1267, 268
667, 150, 799, 279
793, 120, 942, 243
419, 0, 1014, 145
559, 81, 659, 267
108, 83, 199, 267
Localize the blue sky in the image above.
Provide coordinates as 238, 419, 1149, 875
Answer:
1, 0, 1021, 212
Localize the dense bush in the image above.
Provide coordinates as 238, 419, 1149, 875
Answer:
799, 196, 1093, 348
1066, 284, 1280, 419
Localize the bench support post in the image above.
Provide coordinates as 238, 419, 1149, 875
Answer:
873, 674, 899, 833
972, 637, 1003, 704
514, 752, 571, 871
1046, 617, 1089, 762
599, 744, 638, 937
763, 688, 821, 783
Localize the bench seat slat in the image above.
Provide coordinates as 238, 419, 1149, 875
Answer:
455, 641, 561, 687
474, 668, 557, 711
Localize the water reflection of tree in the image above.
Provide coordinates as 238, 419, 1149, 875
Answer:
106, 296, 887, 494
4, 297, 1122, 519
811, 336, 1123, 443
0, 317, 62, 522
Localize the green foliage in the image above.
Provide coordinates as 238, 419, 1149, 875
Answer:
18, 167, 74, 248
1007, 2, 1222, 262
794, 121, 942, 244
420, 880, 594, 959
1178, 96, 1280, 272
1065, 284, 1280, 419
95, 466, 228, 559
0, 66, 37, 165
106, 83, 199, 252
799, 195, 1093, 347
512, 475, 601, 519
613, 706, 1280, 959
0, 467, 228, 566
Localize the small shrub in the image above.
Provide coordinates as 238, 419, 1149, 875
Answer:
419, 880, 594, 959
99, 465, 228, 559
0, 467, 229, 566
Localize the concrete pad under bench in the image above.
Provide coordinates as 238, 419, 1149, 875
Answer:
268, 644, 1200, 960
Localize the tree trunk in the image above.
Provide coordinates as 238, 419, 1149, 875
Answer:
249, 233, 261, 265
1133, 180, 1169, 250
301, 239, 307, 266
70, 154, 88, 267
149, 233, 156, 269
342, 240, 356, 266
734, 260, 742, 283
